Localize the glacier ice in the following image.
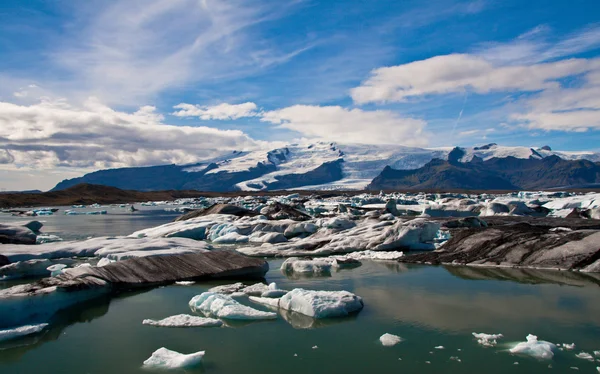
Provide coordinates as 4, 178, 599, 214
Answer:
188, 292, 277, 320
509, 334, 556, 360
143, 347, 205, 369
379, 333, 403, 347
280, 257, 335, 274
472, 332, 504, 347
575, 352, 594, 361
142, 314, 222, 327
278, 289, 363, 318
0, 323, 48, 342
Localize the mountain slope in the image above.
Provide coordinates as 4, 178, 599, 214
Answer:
368, 149, 600, 190
52, 142, 600, 192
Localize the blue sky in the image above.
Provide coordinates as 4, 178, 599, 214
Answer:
0, 0, 599, 190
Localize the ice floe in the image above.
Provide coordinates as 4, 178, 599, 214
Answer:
278, 289, 363, 318
0, 323, 48, 342
142, 314, 222, 327
509, 334, 556, 360
143, 347, 205, 369
188, 292, 277, 320
575, 352, 595, 361
472, 332, 504, 347
379, 333, 403, 347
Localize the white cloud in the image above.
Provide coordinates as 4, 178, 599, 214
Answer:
46, 0, 311, 105
260, 105, 428, 145
0, 98, 268, 170
350, 54, 599, 104
172, 102, 259, 120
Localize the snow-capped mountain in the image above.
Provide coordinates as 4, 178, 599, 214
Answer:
52, 142, 600, 192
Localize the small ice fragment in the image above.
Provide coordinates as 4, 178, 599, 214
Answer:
142, 314, 222, 327
514, 362, 519, 365
143, 347, 204, 369
594, 351, 600, 357
380, 333, 403, 347
562, 343, 576, 350
509, 334, 556, 360
472, 332, 503, 347
435, 346, 445, 349
189, 292, 277, 320
425, 361, 431, 364
312, 345, 318, 349
570, 367, 579, 370
457, 349, 461, 351
398, 358, 402, 361
0, 323, 48, 342
575, 352, 594, 361
596, 366, 599, 372
294, 353, 298, 357
450, 356, 461, 362
47, 264, 67, 277
175, 281, 195, 286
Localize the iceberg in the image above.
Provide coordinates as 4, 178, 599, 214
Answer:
189, 292, 277, 320
575, 352, 594, 361
278, 289, 363, 318
142, 314, 222, 327
379, 333, 403, 347
472, 332, 503, 347
332, 250, 404, 261
47, 264, 67, 277
280, 257, 334, 274
0, 323, 48, 342
509, 334, 556, 360
143, 347, 205, 369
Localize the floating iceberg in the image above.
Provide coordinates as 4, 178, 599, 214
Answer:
143, 347, 205, 369
277, 289, 363, 318
175, 281, 195, 286
379, 333, 403, 347
47, 264, 67, 277
509, 334, 556, 360
142, 314, 222, 328
575, 352, 594, 361
280, 257, 334, 274
0, 323, 48, 342
189, 292, 277, 320
332, 250, 404, 261
473, 332, 504, 347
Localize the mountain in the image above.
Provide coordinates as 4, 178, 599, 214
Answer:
368, 147, 600, 191
52, 142, 600, 192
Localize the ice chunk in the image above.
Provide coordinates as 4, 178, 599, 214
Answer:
280, 257, 334, 274
248, 296, 281, 308
175, 281, 195, 286
47, 263, 67, 277
240, 283, 269, 296
435, 346, 445, 349
0, 259, 54, 280
332, 250, 404, 261
473, 332, 504, 347
562, 343, 576, 350
595, 350, 600, 356
0, 323, 48, 342
379, 333, 403, 347
209, 282, 246, 294
142, 314, 222, 327
278, 289, 363, 318
96, 258, 114, 267
575, 352, 594, 361
509, 334, 556, 360
143, 347, 205, 369
189, 292, 277, 320
261, 282, 287, 298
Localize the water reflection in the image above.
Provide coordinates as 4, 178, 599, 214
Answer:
445, 265, 600, 287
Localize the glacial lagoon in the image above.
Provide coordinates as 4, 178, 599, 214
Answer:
1, 206, 600, 373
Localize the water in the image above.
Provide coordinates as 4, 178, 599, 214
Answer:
2, 210, 600, 373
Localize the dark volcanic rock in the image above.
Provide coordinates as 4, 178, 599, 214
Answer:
402, 220, 600, 271
175, 204, 260, 221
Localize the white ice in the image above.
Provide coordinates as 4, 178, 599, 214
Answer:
277, 289, 363, 318
0, 323, 48, 342
379, 333, 403, 347
509, 334, 556, 360
142, 314, 222, 327
143, 347, 205, 369
472, 332, 504, 347
189, 292, 277, 320
575, 352, 594, 361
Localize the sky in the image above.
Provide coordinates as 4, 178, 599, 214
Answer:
0, 0, 599, 191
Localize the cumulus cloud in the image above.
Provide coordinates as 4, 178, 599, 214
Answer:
350, 54, 599, 104
0, 98, 267, 170
260, 105, 428, 145
172, 102, 259, 120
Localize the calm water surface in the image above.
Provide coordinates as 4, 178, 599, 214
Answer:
1, 208, 600, 374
